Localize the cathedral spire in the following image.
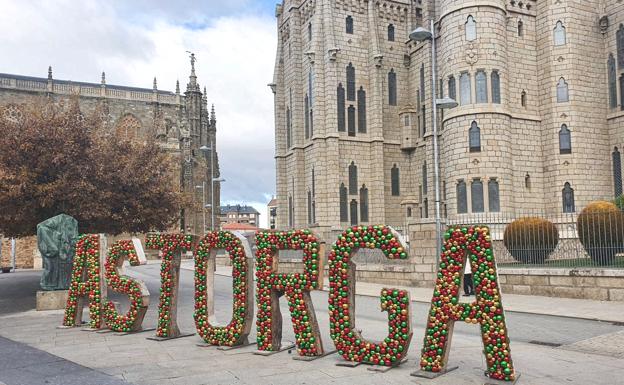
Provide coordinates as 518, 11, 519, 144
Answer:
176, 80, 180, 95
202, 86, 208, 106
210, 104, 216, 125
101, 72, 106, 85
186, 51, 199, 91
48, 66, 53, 80
153, 76, 158, 91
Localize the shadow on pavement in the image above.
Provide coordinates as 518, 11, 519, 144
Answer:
0, 271, 40, 315
0, 336, 129, 385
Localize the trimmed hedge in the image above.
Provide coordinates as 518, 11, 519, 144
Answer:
503, 217, 559, 264
577, 201, 624, 266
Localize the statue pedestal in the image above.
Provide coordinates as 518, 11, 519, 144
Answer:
36, 290, 68, 311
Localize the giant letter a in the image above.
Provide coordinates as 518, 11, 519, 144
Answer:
419, 226, 515, 382
62, 234, 104, 329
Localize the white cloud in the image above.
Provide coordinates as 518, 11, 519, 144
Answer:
0, 1, 278, 223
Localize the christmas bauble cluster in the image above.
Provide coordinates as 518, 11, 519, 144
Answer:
328, 225, 410, 366
146, 233, 194, 337
420, 226, 515, 381
103, 240, 146, 332
63, 234, 102, 328
255, 229, 323, 356
194, 231, 250, 346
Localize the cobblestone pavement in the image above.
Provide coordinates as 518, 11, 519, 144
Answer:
0, 266, 623, 385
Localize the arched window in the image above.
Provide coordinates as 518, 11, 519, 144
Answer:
286, 107, 292, 147
465, 15, 477, 41
115, 114, 142, 139
554, 21, 566, 46
491, 70, 501, 104
340, 184, 348, 222
407, 207, 412, 217
614, 147, 622, 197
346, 16, 354, 34
620, 75, 624, 111
387, 24, 395, 41
308, 23, 312, 41
521, 90, 527, 108
469, 121, 481, 152
618, 24, 624, 68
609, 54, 617, 109
448, 75, 456, 101
348, 161, 358, 194
460, 72, 471, 105
350, 199, 359, 225
288, 195, 294, 228
304, 94, 310, 139
360, 185, 369, 222
388, 69, 397, 106
337, 83, 345, 132
471, 179, 484, 213
347, 105, 356, 136
423, 198, 429, 218
557, 78, 569, 102
475, 70, 488, 103
357, 87, 366, 133
422, 162, 428, 194
307, 190, 313, 224
391, 164, 400, 196
346, 63, 356, 101
308, 71, 314, 105
2, 104, 23, 124
488, 179, 500, 212
562, 182, 575, 213
420, 64, 425, 99
559, 124, 571, 154
457, 180, 467, 214
307, 78, 313, 137
312, 168, 316, 196
518, 20, 524, 37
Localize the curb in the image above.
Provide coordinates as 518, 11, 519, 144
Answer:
204, 269, 624, 325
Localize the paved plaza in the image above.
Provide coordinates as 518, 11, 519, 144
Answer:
1, 265, 623, 385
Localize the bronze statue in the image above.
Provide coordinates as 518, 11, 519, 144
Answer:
37, 214, 79, 291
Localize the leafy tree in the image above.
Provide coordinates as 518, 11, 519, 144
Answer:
615, 194, 624, 211
0, 99, 186, 237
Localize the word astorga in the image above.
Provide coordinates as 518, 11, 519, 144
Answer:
62, 225, 516, 382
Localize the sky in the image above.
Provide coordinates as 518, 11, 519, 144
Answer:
0, 0, 279, 227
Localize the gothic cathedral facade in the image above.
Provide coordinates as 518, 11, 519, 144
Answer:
0, 58, 220, 234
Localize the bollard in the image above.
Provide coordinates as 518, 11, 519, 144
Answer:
11, 238, 16, 272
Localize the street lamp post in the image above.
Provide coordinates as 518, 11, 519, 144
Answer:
410, 21, 458, 268
194, 183, 212, 233
212, 177, 225, 230
200, 143, 225, 231
200, 143, 213, 229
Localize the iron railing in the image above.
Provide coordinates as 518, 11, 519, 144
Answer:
446, 208, 624, 269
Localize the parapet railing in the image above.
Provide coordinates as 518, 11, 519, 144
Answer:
0, 75, 180, 105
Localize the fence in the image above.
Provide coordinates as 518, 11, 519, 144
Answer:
445, 208, 624, 269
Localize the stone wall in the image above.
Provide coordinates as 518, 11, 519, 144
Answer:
0, 236, 38, 269
498, 268, 624, 302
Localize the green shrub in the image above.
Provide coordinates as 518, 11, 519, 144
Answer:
503, 217, 559, 264
615, 195, 624, 211
577, 201, 624, 266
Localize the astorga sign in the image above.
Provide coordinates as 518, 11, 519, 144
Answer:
61, 225, 516, 382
